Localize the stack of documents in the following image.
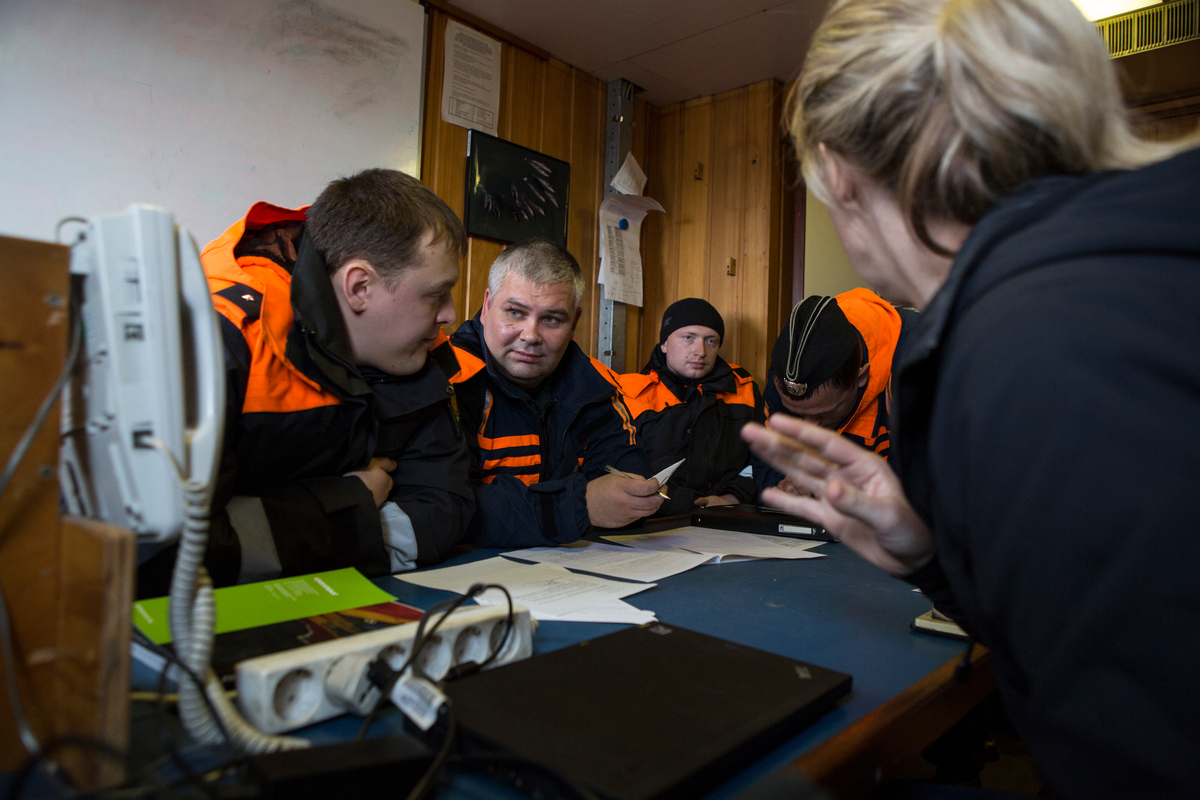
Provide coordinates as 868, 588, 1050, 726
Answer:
398, 555, 657, 624
397, 527, 826, 625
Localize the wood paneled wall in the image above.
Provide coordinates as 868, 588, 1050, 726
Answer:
641, 80, 793, 383
421, 5, 648, 361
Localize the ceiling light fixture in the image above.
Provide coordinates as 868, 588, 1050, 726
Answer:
1071, 0, 1163, 21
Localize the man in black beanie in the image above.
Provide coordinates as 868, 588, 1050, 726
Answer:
756, 289, 919, 495
608, 298, 762, 515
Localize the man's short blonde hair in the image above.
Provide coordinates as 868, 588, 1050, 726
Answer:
488, 239, 586, 306
787, 0, 1193, 253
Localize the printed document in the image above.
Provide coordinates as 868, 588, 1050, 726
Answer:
602, 526, 827, 562
537, 598, 656, 625
502, 541, 711, 583
397, 557, 654, 619
597, 194, 664, 307
441, 19, 500, 135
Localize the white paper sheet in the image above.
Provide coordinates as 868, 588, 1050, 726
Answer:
396, 557, 654, 617
597, 194, 664, 307
501, 542, 711, 583
441, 19, 500, 135
535, 598, 656, 624
602, 526, 827, 562
610, 153, 647, 196
652, 458, 685, 487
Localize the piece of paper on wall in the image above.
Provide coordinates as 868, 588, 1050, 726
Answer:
597, 194, 664, 307
610, 153, 647, 196
441, 19, 501, 136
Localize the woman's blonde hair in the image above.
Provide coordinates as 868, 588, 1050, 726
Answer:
788, 0, 1190, 253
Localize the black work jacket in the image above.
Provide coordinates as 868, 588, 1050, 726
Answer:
449, 315, 649, 548
897, 147, 1200, 800
613, 349, 761, 515
138, 204, 472, 595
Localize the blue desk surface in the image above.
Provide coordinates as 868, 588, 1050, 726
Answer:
300, 542, 963, 798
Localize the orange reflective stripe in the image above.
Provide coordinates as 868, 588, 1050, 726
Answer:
478, 433, 540, 450
482, 473, 540, 486
612, 396, 637, 444
482, 454, 542, 470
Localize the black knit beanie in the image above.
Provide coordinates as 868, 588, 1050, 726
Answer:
659, 298, 725, 344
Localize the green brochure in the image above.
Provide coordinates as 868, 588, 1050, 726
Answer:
132, 568, 395, 645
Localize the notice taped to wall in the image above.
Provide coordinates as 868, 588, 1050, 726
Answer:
441, 19, 501, 136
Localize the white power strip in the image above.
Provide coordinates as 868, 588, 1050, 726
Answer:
235, 604, 535, 734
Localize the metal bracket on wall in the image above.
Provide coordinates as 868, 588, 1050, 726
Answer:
597, 77, 638, 371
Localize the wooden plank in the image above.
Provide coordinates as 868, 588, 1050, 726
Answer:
502, 48, 544, 149
567, 68, 604, 358
641, 103, 682, 367
736, 81, 775, 382
793, 648, 996, 799
421, 9, 471, 331
623, 97, 651, 371
676, 97, 713, 304
707, 87, 747, 368
0, 235, 69, 771
465, 238, 503, 320
538, 60, 574, 163
54, 517, 134, 789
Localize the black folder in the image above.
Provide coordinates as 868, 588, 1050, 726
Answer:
691, 504, 837, 542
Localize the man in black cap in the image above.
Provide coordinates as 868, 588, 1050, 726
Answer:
756, 289, 918, 495
610, 298, 762, 514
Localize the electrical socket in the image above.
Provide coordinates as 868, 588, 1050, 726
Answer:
235, 604, 535, 734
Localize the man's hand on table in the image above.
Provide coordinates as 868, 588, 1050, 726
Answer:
741, 414, 934, 577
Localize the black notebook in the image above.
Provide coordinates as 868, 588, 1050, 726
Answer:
691, 503, 837, 541
445, 623, 852, 800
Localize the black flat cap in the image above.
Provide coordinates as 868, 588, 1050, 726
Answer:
770, 296, 857, 397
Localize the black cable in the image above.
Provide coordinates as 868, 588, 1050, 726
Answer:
403, 702, 458, 800
154, 656, 216, 799
3, 735, 129, 800
0, 281, 85, 760
356, 583, 515, 741
355, 592, 476, 741
54, 217, 89, 244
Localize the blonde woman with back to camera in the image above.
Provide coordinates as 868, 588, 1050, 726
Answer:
742, 0, 1200, 797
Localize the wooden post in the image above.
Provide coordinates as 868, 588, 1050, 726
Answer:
0, 234, 133, 788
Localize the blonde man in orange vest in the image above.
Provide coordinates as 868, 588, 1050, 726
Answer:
755, 289, 918, 495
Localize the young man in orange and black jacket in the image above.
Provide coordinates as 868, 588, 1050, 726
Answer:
138, 169, 474, 595
610, 298, 762, 516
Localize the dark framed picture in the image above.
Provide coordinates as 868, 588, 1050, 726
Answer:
464, 131, 570, 248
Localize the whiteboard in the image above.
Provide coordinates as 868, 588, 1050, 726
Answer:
0, 0, 426, 246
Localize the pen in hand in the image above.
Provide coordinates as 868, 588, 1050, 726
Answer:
605, 465, 670, 499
